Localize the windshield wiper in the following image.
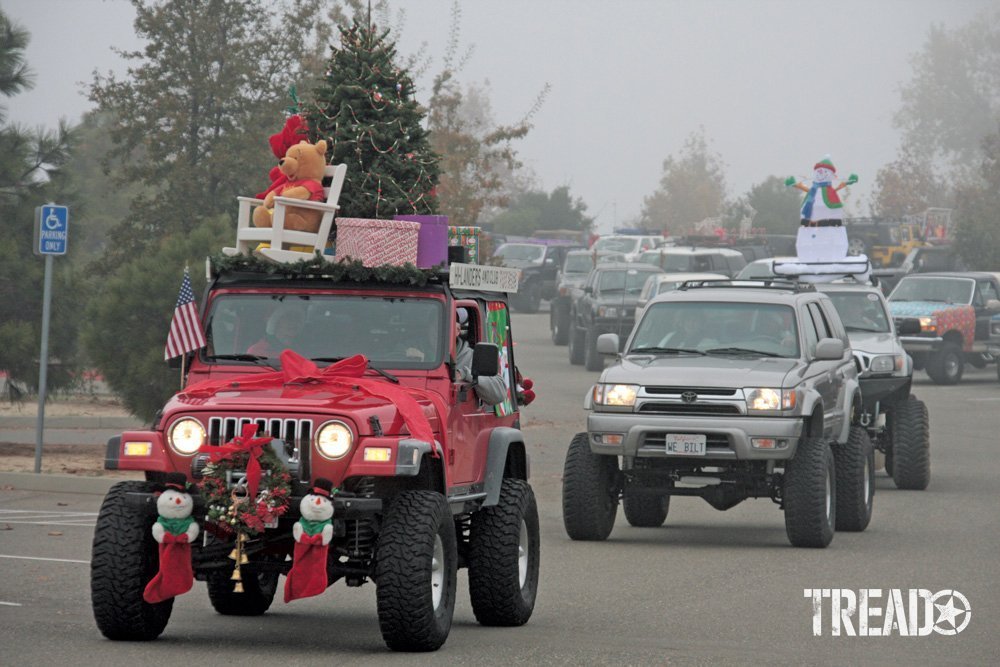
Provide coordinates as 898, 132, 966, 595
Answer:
706, 346, 783, 357
629, 346, 705, 355
311, 356, 399, 383
206, 354, 269, 364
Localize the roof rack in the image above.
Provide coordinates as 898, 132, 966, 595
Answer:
677, 278, 816, 292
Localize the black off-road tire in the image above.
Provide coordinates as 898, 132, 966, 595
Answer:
584, 329, 604, 371
468, 479, 540, 627
568, 324, 585, 365
375, 491, 457, 652
783, 438, 836, 548
551, 306, 569, 345
891, 396, 931, 490
91, 481, 173, 640
834, 426, 875, 532
925, 342, 963, 385
206, 543, 280, 616
884, 447, 894, 477
562, 432, 619, 540
623, 493, 670, 527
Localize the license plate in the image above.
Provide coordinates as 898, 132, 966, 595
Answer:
664, 433, 707, 456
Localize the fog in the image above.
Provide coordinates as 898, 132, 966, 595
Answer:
5, 0, 991, 232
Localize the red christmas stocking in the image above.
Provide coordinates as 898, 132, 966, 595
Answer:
143, 533, 194, 604
283, 533, 330, 603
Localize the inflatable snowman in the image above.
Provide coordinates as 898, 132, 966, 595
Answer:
775, 156, 869, 282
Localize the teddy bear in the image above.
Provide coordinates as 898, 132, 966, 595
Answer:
252, 138, 329, 233
255, 114, 309, 200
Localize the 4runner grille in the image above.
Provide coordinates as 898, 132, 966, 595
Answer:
644, 386, 737, 396
638, 403, 741, 415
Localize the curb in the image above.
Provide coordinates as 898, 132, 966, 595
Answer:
3, 416, 144, 429
0, 471, 129, 496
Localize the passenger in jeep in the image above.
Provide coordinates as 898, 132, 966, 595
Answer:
455, 308, 507, 406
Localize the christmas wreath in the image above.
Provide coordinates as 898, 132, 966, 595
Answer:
198, 423, 292, 536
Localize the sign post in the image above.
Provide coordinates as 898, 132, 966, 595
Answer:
33, 204, 69, 474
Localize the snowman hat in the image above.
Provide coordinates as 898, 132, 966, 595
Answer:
309, 478, 335, 498
814, 156, 836, 173
163, 472, 189, 492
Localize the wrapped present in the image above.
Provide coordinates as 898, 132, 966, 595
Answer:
394, 215, 449, 268
448, 226, 481, 264
334, 218, 419, 266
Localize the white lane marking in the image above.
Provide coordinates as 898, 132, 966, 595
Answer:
0, 554, 90, 564
0, 510, 98, 527
0, 510, 97, 516
0, 601, 23, 606
968, 397, 1000, 402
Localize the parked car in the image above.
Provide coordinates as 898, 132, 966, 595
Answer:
734, 256, 797, 280
567, 262, 664, 371
888, 271, 1000, 384
550, 249, 626, 345
817, 281, 930, 489
591, 235, 662, 262
563, 279, 870, 548
493, 241, 581, 312
635, 272, 728, 312
636, 247, 747, 277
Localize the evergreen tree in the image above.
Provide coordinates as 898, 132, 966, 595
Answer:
305, 17, 439, 218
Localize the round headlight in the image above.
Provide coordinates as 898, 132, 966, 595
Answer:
316, 421, 353, 459
168, 418, 206, 455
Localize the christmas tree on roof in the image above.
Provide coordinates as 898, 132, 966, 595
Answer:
305, 17, 440, 219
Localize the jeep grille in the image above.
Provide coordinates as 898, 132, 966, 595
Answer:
207, 416, 313, 461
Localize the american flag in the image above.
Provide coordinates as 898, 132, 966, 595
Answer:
164, 268, 207, 360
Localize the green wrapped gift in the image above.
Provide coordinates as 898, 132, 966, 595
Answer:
448, 226, 481, 264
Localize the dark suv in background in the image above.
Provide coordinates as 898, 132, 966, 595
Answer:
550, 249, 626, 344
567, 262, 664, 371
493, 241, 582, 312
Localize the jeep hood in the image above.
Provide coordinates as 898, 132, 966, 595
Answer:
605, 355, 801, 388
164, 382, 441, 438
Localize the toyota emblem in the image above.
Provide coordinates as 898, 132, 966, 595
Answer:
681, 391, 698, 404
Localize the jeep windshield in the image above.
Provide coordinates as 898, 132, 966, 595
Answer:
825, 292, 891, 333
629, 301, 799, 357
889, 276, 974, 305
204, 294, 445, 369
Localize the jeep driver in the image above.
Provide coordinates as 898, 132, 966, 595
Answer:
562, 279, 874, 548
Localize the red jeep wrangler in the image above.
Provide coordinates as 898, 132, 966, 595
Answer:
91, 262, 539, 651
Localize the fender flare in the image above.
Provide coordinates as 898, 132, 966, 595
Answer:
799, 388, 824, 435
836, 379, 863, 444
483, 427, 530, 506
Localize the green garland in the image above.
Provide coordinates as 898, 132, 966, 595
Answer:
210, 253, 443, 286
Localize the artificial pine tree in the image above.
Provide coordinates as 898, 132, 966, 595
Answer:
305, 18, 440, 219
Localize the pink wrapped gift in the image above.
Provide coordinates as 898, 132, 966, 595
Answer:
334, 218, 419, 266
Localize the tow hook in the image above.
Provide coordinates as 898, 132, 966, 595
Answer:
859, 411, 872, 427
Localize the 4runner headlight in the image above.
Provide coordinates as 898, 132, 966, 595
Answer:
919, 316, 937, 334
316, 420, 353, 459
869, 354, 903, 373
168, 418, 206, 455
597, 306, 619, 318
593, 383, 639, 407
745, 388, 796, 411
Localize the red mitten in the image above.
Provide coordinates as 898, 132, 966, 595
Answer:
143, 533, 194, 604
283, 533, 330, 603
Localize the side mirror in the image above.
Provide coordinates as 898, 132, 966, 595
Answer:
596, 333, 619, 355
895, 318, 921, 336
814, 338, 845, 361
986, 299, 1000, 312
470, 342, 499, 378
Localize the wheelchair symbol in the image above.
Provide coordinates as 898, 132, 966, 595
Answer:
45, 210, 62, 230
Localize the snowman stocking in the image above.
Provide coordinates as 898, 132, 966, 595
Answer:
143, 531, 195, 604
283, 531, 331, 602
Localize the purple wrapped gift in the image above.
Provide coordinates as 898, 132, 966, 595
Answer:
394, 214, 449, 268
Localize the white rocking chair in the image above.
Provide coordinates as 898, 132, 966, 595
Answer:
222, 163, 348, 263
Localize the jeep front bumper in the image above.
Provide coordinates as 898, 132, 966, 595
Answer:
586, 412, 804, 460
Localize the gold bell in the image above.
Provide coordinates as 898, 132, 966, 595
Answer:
231, 568, 242, 581
228, 548, 239, 561
240, 553, 249, 565
233, 582, 244, 593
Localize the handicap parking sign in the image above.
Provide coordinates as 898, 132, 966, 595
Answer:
35, 204, 69, 256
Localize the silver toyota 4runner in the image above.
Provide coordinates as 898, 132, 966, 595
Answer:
561, 279, 875, 548
818, 281, 930, 490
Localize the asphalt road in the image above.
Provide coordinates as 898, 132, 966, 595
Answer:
1, 307, 999, 665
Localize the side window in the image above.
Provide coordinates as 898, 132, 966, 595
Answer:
808, 302, 832, 340
820, 300, 850, 347
977, 280, 998, 305
484, 300, 515, 414
802, 306, 820, 357
693, 255, 712, 272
